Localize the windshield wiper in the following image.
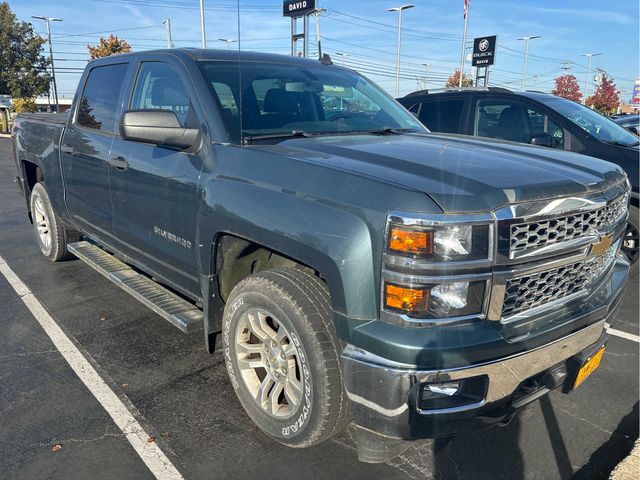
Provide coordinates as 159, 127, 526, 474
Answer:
243, 130, 313, 144
603, 139, 640, 147
365, 128, 417, 135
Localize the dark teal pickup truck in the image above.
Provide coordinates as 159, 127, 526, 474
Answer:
11, 49, 631, 462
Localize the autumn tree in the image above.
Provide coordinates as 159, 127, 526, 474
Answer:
446, 70, 473, 88
552, 74, 582, 102
11, 97, 37, 113
586, 74, 620, 114
0, 2, 50, 98
87, 35, 132, 59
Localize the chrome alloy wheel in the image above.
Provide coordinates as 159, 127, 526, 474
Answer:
33, 196, 52, 254
235, 308, 303, 418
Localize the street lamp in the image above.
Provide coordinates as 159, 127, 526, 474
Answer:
31, 16, 62, 113
217, 38, 237, 50
334, 52, 349, 66
422, 63, 431, 90
581, 53, 602, 104
386, 4, 415, 98
517, 35, 541, 91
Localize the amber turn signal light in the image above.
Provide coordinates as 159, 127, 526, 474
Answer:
388, 226, 433, 255
385, 284, 430, 313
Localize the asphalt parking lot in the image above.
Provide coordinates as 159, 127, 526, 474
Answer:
0, 136, 638, 480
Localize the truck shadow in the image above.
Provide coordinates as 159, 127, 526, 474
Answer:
385, 397, 639, 480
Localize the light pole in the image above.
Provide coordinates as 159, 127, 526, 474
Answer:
334, 52, 349, 66
422, 63, 431, 90
31, 16, 62, 113
217, 38, 237, 50
386, 4, 415, 98
199, 0, 206, 48
517, 35, 540, 90
581, 53, 602, 104
162, 18, 173, 48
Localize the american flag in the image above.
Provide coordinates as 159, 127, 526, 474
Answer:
464, 0, 470, 18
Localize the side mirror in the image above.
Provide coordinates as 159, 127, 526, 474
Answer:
120, 109, 199, 149
529, 132, 554, 148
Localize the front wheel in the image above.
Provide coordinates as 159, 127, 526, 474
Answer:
622, 206, 639, 265
222, 268, 349, 448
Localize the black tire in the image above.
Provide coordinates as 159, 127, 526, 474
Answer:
622, 206, 639, 265
222, 268, 350, 448
30, 182, 81, 262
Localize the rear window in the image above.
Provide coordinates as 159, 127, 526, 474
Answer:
76, 63, 128, 133
418, 98, 465, 133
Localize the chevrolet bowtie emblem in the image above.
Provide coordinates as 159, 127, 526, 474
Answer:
590, 234, 613, 257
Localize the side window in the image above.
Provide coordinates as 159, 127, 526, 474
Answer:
76, 63, 129, 132
418, 99, 465, 133
130, 62, 193, 127
211, 82, 238, 114
526, 107, 564, 148
475, 99, 564, 148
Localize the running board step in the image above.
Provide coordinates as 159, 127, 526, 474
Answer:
67, 241, 203, 333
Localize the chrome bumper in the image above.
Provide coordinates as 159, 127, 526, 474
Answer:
341, 257, 628, 439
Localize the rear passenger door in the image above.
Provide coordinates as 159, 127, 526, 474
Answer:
472, 97, 565, 148
412, 97, 467, 134
108, 60, 204, 297
61, 62, 131, 238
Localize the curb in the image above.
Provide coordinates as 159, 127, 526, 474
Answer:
610, 440, 640, 479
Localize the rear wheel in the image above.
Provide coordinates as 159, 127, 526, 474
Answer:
622, 206, 639, 265
30, 182, 81, 262
222, 268, 349, 447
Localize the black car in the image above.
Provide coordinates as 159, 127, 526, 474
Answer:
398, 87, 640, 263
612, 114, 639, 136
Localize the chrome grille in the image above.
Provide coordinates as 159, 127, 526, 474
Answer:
510, 195, 627, 255
502, 247, 616, 317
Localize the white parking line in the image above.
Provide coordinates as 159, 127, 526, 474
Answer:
606, 326, 640, 343
0, 256, 184, 480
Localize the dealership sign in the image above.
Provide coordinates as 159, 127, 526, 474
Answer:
472, 35, 497, 67
283, 0, 316, 17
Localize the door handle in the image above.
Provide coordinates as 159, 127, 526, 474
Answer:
109, 156, 129, 170
60, 144, 75, 155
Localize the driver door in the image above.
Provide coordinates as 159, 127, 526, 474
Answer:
108, 60, 204, 297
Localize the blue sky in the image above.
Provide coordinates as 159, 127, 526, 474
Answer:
9, 0, 639, 100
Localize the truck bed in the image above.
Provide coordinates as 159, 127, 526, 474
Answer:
16, 112, 69, 125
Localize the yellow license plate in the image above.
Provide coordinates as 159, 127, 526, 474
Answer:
573, 347, 605, 389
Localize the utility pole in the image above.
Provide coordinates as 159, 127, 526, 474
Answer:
517, 35, 541, 90
31, 16, 62, 113
581, 53, 602, 105
560, 61, 571, 75
386, 4, 415, 98
310, 8, 327, 60
199, 0, 206, 48
422, 63, 431, 90
162, 18, 173, 48
217, 38, 237, 50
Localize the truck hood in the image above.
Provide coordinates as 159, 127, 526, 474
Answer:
254, 133, 627, 213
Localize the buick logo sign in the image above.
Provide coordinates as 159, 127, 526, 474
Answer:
479, 39, 489, 52
472, 35, 497, 67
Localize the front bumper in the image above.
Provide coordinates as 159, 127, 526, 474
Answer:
340, 257, 628, 440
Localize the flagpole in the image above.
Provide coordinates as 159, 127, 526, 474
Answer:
459, 3, 469, 87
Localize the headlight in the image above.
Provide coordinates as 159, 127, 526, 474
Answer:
384, 279, 486, 319
387, 223, 490, 262
382, 212, 494, 325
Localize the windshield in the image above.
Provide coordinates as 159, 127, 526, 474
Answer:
199, 60, 426, 144
540, 96, 639, 147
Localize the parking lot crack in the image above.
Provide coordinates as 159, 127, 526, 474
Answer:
554, 405, 613, 435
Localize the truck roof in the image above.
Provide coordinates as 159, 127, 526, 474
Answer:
87, 48, 333, 68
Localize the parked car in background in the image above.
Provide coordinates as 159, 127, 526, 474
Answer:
398, 88, 640, 263
611, 114, 639, 136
